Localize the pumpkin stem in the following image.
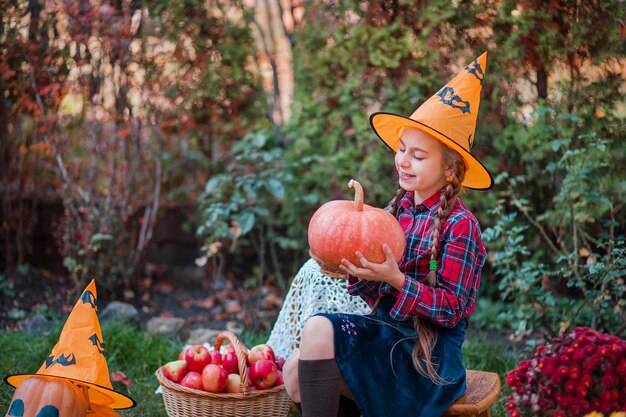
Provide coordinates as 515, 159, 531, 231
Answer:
348, 179, 364, 212
81, 385, 94, 413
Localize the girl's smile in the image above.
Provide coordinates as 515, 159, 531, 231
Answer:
394, 128, 452, 204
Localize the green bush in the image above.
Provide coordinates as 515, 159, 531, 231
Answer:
483, 104, 626, 337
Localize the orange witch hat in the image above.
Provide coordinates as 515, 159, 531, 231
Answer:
5, 280, 136, 409
370, 52, 493, 190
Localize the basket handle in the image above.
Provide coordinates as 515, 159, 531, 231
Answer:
214, 330, 250, 394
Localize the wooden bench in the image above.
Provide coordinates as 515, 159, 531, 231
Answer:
443, 370, 501, 417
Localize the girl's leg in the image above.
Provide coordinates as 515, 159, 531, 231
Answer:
284, 317, 359, 417
284, 315, 336, 402
298, 316, 342, 417
284, 350, 301, 402
300, 316, 335, 359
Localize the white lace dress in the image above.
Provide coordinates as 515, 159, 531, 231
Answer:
267, 258, 370, 359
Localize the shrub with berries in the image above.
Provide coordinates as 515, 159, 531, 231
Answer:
506, 327, 626, 417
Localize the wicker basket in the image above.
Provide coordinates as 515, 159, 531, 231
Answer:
155, 331, 293, 417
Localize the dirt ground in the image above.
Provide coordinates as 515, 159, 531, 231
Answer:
0, 265, 283, 334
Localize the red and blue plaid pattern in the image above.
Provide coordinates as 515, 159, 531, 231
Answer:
347, 188, 487, 328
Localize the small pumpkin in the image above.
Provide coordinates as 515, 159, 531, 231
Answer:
308, 179, 406, 277
5, 377, 123, 417
5, 377, 86, 417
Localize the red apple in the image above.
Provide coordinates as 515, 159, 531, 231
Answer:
223, 342, 247, 355
222, 351, 239, 374
162, 360, 188, 383
185, 344, 211, 372
249, 359, 277, 390
222, 344, 247, 366
208, 349, 222, 366
178, 347, 189, 361
180, 371, 203, 391
273, 370, 284, 387
225, 373, 242, 393
248, 344, 275, 364
201, 364, 228, 393
274, 356, 285, 371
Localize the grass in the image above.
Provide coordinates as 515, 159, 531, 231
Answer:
0, 321, 275, 416
0, 322, 523, 416
0, 321, 179, 416
463, 330, 524, 417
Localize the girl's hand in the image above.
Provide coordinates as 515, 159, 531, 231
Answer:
339, 244, 405, 290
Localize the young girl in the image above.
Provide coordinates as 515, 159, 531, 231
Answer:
283, 52, 492, 417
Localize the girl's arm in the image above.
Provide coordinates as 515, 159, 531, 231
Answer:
346, 275, 380, 307
390, 217, 486, 327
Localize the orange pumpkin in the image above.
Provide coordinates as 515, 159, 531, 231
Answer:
4, 377, 122, 417
308, 179, 406, 278
5, 377, 86, 417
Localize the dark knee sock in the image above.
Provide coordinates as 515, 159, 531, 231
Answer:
297, 395, 358, 417
298, 358, 341, 417
338, 396, 361, 417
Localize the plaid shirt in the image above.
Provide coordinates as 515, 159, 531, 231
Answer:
347, 188, 487, 328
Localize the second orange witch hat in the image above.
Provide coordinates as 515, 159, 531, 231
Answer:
5, 279, 136, 409
370, 52, 493, 190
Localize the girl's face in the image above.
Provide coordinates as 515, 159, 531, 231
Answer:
395, 128, 452, 203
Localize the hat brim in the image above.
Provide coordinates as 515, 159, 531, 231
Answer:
370, 112, 493, 190
5, 373, 136, 409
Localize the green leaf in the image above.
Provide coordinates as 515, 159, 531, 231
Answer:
204, 177, 222, 194
267, 179, 284, 199
91, 233, 113, 243
236, 211, 255, 235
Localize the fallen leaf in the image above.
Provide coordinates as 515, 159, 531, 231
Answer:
154, 282, 174, 294
110, 371, 132, 390
225, 300, 241, 313
196, 296, 215, 309
195, 255, 208, 267
215, 289, 239, 300
188, 314, 204, 323
263, 292, 283, 309
116, 128, 130, 139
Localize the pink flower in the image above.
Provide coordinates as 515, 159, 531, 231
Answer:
616, 359, 626, 377
573, 348, 587, 361
579, 373, 594, 389
505, 327, 626, 417
569, 364, 581, 380
557, 394, 573, 409
506, 371, 516, 385
601, 373, 618, 388
505, 401, 517, 410
565, 380, 577, 394
590, 398, 604, 411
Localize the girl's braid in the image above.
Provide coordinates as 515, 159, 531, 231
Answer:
388, 187, 407, 218
424, 164, 464, 286
411, 149, 466, 385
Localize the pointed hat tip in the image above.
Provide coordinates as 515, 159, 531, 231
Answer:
477, 51, 488, 68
